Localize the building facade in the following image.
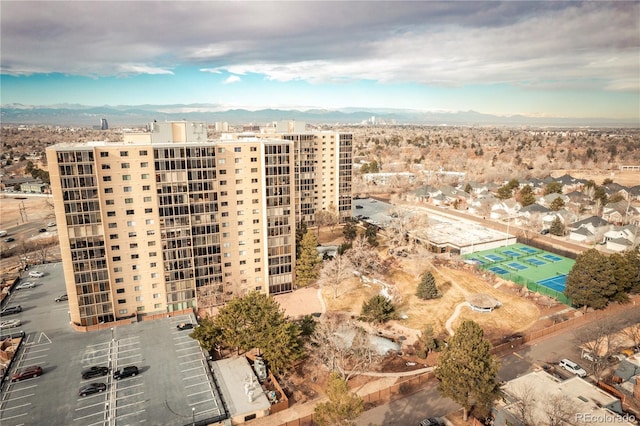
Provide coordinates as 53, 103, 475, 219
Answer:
46, 121, 351, 327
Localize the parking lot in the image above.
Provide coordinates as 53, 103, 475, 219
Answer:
0, 262, 225, 426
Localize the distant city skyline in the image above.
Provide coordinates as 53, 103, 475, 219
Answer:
1, 1, 638, 120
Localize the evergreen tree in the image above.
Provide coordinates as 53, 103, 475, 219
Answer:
543, 181, 563, 195
464, 183, 473, 194
518, 185, 536, 207
295, 222, 308, 258
296, 230, 321, 287
416, 271, 440, 300
549, 216, 564, 236
565, 249, 619, 310
623, 247, 640, 294
342, 220, 358, 242
496, 185, 513, 200
313, 372, 364, 426
436, 320, 501, 421
360, 295, 397, 324
549, 197, 565, 211
364, 224, 378, 247
206, 292, 304, 375
417, 324, 437, 358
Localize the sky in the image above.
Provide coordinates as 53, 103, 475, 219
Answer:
1, 1, 639, 119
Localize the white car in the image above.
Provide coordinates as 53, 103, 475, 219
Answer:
0, 319, 22, 329
15, 282, 36, 290
28, 271, 44, 278
47, 222, 56, 227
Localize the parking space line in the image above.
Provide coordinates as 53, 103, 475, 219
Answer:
182, 374, 202, 380
3, 393, 35, 401
85, 342, 110, 349
184, 382, 209, 388
75, 400, 108, 411
181, 366, 202, 373
0, 402, 32, 411
175, 347, 193, 352
116, 408, 146, 419
72, 410, 105, 422
6, 384, 38, 392
194, 407, 219, 416
0, 411, 28, 421
189, 399, 213, 406
115, 382, 144, 392
187, 390, 211, 398
177, 353, 199, 358
23, 347, 50, 354
115, 398, 145, 410
25, 354, 49, 361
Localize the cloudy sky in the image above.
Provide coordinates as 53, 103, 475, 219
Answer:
1, 1, 639, 119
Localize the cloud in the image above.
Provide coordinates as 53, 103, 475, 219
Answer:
1, 1, 638, 92
223, 75, 241, 84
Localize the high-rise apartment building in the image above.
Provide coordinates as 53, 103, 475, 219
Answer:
46, 121, 351, 327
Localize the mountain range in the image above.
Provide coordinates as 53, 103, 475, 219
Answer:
1, 103, 637, 128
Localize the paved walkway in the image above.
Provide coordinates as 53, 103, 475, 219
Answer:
445, 301, 470, 336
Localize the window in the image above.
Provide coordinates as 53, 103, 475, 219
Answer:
121, 163, 130, 169
150, 263, 157, 268
107, 211, 116, 217
118, 299, 126, 304
220, 191, 228, 196
240, 260, 246, 265
235, 158, 242, 163
139, 150, 148, 156
141, 162, 149, 167
124, 186, 132, 192
236, 179, 242, 184
144, 197, 152, 202
250, 147, 257, 152
154, 303, 162, 309
126, 209, 134, 215
112, 256, 121, 261
219, 170, 227, 175
234, 147, 242, 152
114, 267, 122, 272
130, 243, 138, 249
143, 185, 150, 190
131, 254, 139, 259
221, 212, 229, 217
128, 232, 137, 237
251, 168, 258, 173
119, 309, 128, 315
123, 175, 131, 181
148, 241, 155, 246
151, 272, 158, 278
100, 152, 109, 157
102, 164, 111, 170
235, 168, 242, 174
251, 178, 258, 183
255, 268, 261, 272
147, 230, 155, 236
137, 306, 144, 311
141, 173, 149, 179
236, 190, 243, 195
149, 252, 156, 257
135, 296, 142, 302
220, 180, 227, 186
115, 278, 124, 283
153, 293, 160, 299
218, 147, 225, 153
103, 176, 112, 182
224, 262, 231, 267
116, 288, 125, 294
125, 198, 134, 204
133, 275, 141, 280
134, 286, 141, 291
105, 188, 114, 194
145, 219, 154, 225
126, 221, 136, 226
106, 199, 115, 205
251, 157, 258, 162
218, 158, 226, 165
110, 234, 118, 239
111, 245, 120, 250
120, 151, 129, 157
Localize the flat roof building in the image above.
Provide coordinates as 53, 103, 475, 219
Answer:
46, 121, 351, 327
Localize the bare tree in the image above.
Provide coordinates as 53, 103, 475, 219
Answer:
346, 235, 382, 276
320, 254, 354, 299
315, 209, 339, 238
574, 319, 616, 380
309, 314, 380, 381
544, 394, 576, 426
622, 323, 640, 351
509, 382, 536, 426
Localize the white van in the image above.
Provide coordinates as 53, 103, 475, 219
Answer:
560, 358, 587, 377
0, 231, 7, 237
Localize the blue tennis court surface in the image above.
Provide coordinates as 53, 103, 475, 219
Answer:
542, 254, 563, 262
489, 266, 510, 275
519, 247, 538, 254
526, 258, 546, 266
537, 275, 567, 292
485, 254, 504, 262
502, 250, 521, 257
507, 262, 527, 271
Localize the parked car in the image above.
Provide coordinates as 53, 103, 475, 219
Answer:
81, 366, 110, 380
47, 222, 56, 227
11, 365, 43, 382
1, 306, 23, 315
0, 319, 22, 329
15, 282, 36, 290
28, 271, 44, 278
55, 294, 68, 302
38, 228, 47, 233
540, 229, 550, 235
559, 358, 587, 377
581, 350, 598, 362
4, 237, 15, 243
419, 418, 445, 426
113, 366, 139, 380
176, 322, 195, 330
78, 382, 107, 396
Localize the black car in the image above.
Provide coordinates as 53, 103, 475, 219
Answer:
1, 306, 23, 316
55, 294, 68, 302
38, 228, 47, 233
113, 366, 139, 380
419, 418, 444, 426
176, 322, 195, 330
81, 366, 109, 380
4, 237, 15, 243
79, 382, 107, 397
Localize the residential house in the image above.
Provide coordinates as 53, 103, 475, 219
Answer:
495, 370, 633, 426
568, 216, 612, 243
538, 192, 570, 208
602, 224, 639, 252
603, 200, 638, 225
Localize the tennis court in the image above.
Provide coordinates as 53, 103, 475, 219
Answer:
489, 266, 510, 275
484, 254, 504, 262
464, 243, 575, 304
518, 246, 538, 254
537, 275, 568, 292
506, 262, 528, 271
542, 254, 563, 262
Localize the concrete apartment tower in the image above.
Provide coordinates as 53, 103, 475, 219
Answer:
46, 120, 352, 328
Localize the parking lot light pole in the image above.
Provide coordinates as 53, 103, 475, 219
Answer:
111, 327, 114, 342
192, 407, 195, 426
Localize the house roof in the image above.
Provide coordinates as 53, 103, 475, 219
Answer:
570, 215, 610, 229
519, 203, 551, 214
